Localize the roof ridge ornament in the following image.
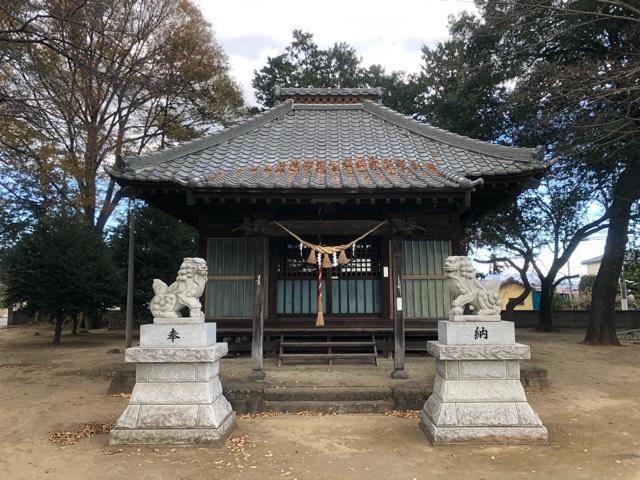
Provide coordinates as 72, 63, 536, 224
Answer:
275, 87, 383, 104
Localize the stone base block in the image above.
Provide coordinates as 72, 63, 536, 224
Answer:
154, 316, 205, 325
140, 323, 216, 347
125, 343, 228, 363
432, 376, 527, 403
112, 338, 236, 446
421, 355, 548, 445
427, 341, 530, 361
110, 412, 236, 446
420, 412, 548, 445
135, 361, 219, 383
436, 359, 521, 380
115, 395, 234, 429
438, 321, 514, 345
449, 314, 501, 322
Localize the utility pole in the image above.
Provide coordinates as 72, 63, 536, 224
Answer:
567, 262, 574, 308
620, 266, 629, 311
125, 202, 135, 348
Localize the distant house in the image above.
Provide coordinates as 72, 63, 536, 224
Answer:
0, 308, 10, 328
499, 279, 534, 310
581, 255, 603, 276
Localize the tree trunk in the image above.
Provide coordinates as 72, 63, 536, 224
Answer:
503, 284, 532, 322
71, 313, 79, 335
536, 280, 555, 332
83, 312, 94, 330
584, 174, 636, 344
53, 314, 63, 345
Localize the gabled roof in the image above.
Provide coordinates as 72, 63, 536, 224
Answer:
109, 88, 545, 192
581, 255, 603, 265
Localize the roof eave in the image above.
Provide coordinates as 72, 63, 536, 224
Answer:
117, 100, 294, 172
361, 100, 543, 165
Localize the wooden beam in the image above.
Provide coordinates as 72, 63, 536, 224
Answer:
249, 236, 267, 379
390, 237, 408, 379
198, 212, 208, 320
198, 213, 208, 259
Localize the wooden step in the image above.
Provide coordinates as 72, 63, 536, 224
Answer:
280, 341, 375, 347
278, 333, 379, 366
280, 353, 377, 359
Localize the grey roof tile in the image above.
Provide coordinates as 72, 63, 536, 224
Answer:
109, 90, 544, 192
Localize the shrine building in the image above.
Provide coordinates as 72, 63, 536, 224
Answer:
108, 87, 544, 377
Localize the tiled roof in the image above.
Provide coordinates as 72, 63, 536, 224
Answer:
109, 90, 544, 192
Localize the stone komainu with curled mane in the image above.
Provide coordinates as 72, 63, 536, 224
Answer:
443, 256, 502, 318
149, 257, 209, 319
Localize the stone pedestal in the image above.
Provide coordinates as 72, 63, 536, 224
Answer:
420, 319, 548, 445
110, 318, 235, 446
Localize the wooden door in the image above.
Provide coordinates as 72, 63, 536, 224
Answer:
402, 240, 450, 319
206, 238, 254, 319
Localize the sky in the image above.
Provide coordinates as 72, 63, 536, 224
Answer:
196, 0, 605, 280
197, 0, 475, 106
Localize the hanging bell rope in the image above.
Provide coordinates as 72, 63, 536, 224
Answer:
274, 220, 388, 327
316, 256, 324, 327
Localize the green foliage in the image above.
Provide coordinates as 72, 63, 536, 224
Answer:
0, 213, 119, 320
109, 205, 197, 322
0, 281, 6, 309
579, 275, 597, 292
416, 12, 509, 141
625, 250, 640, 300
252, 30, 419, 113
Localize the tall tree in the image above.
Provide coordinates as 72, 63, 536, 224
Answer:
0, 212, 119, 344
0, 0, 243, 233
252, 30, 419, 114
478, 0, 640, 343
417, 1, 640, 340
474, 170, 607, 331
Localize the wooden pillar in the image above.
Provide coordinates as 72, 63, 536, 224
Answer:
125, 205, 135, 349
197, 212, 208, 320
197, 212, 208, 259
249, 236, 267, 379
391, 237, 408, 379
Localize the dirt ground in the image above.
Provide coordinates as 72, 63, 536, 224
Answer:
1, 325, 639, 480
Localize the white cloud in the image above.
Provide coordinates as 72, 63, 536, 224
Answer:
197, 0, 474, 104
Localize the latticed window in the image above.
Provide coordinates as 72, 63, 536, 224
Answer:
276, 236, 382, 315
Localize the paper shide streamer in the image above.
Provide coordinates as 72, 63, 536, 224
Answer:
274, 221, 387, 326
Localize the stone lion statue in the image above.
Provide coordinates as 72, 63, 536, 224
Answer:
443, 256, 502, 318
149, 257, 209, 319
